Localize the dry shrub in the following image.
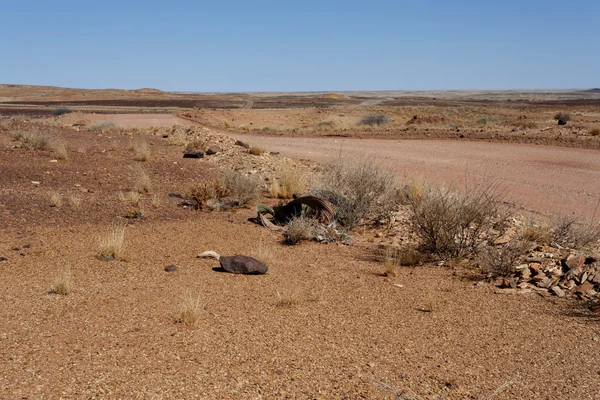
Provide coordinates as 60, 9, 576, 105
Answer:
554, 112, 572, 123
315, 121, 336, 130
125, 206, 144, 219
359, 114, 389, 126
379, 246, 399, 277
134, 167, 152, 193
175, 292, 202, 327
69, 194, 82, 207
589, 127, 600, 136
314, 158, 396, 229
119, 190, 141, 204
284, 216, 314, 245
88, 121, 117, 132
185, 137, 207, 152
406, 181, 504, 257
49, 191, 63, 207
134, 141, 150, 161
276, 163, 307, 199
51, 107, 72, 116
151, 194, 161, 209
14, 130, 50, 150
248, 145, 265, 155
97, 225, 125, 261
53, 141, 68, 160
52, 266, 73, 295
552, 215, 600, 249
275, 288, 301, 308
186, 180, 230, 210
520, 217, 552, 244
479, 241, 529, 277
220, 170, 260, 206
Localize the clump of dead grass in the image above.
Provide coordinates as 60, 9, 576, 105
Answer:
133, 167, 152, 193
520, 217, 552, 244
220, 170, 260, 206
272, 163, 308, 199
185, 137, 207, 152
52, 266, 73, 295
251, 237, 275, 267
13, 130, 50, 150
119, 190, 141, 204
479, 241, 529, 277
53, 141, 68, 160
248, 145, 265, 155
589, 127, 600, 136
49, 191, 63, 207
133, 141, 150, 161
69, 194, 82, 207
88, 121, 117, 132
284, 216, 314, 245
552, 214, 600, 249
275, 288, 301, 308
97, 225, 125, 261
175, 292, 202, 327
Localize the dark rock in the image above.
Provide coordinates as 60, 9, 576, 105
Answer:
206, 145, 221, 155
0, 257, 7, 262
235, 140, 250, 149
23, 244, 31, 249
557, 119, 567, 126
164, 264, 178, 273
219, 255, 267, 275
269, 151, 280, 156
11, 247, 19, 251
183, 151, 204, 159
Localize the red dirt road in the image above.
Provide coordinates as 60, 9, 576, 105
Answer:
229, 133, 600, 219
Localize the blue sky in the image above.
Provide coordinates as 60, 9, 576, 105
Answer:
1, 1, 598, 91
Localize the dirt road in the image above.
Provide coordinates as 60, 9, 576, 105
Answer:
229, 133, 600, 218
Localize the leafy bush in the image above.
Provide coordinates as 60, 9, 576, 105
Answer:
359, 114, 389, 126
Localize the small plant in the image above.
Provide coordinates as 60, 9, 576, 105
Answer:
88, 121, 117, 132
248, 145, 265, 155
52, 266, 73, 295
520, 217, 551, 244
251, 237, 275, 267
275, 288, 301, 308
269, 178, 282, 198
97, 225, 125, 261
185, 137, 207, 152
359, 114, 389, 126
53, 141, 68, 160
380, 247, 399, 277
119, 190, 141, 204
134, 167, 152, 193
125, 206, 144, 219
185, 180, 230, 210
554, 112, 572, 125
69, 194, 82, 207
14, 130, 50, 150
272, 164, 307, 199
175, 292, 202, 327
589, 127, 600, 136
479, 241, 528, 277
315, 121, 336, 130
151, 194, 161, 209
51, 107, 73, 117
220, 170, 260, 206
284, 216, 314, 245
134, 141, 150, 161
49, 191, 63, 207
552, 214, 600, 249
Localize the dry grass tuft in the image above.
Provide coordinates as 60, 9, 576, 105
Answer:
119, 190, 141, 204
479, 241, 529, 277
97, 225, 125, 261
284, 216, 314, 245
275, 288, 301, 308
13, 130, 50, 150
379, 246, 399, 277
53, 141, 68, 160
185, 137, 207, 152
248, 145, 265, 155
276, 163, 307, 199
251, 238, 275, 267
552, 214, 600, 249
151, 194, 161, 209
49, 191, 63, 207
134, 141, 150, 161
134, 167, 152, 193
220, 170, 260, 206
88, 121, 117, 132
269, 178, 282, 199
520, 217, 552, 244
589, 127, 600, 136
175, 292, 202, 327
52, 266, 73, 295
69, 194, 82, 207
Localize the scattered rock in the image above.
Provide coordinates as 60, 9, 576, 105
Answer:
206, 145, 221, 155
164, 265, 178, 273
219, 255, 268, 275
0, 257, 7, 262
551, 286, 566, 298
235, 140, 250, 149
183, 151, 204, 159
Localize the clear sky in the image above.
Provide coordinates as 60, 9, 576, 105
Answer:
1, 0, 598, 92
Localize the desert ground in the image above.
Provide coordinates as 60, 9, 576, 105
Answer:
1, 85, 600, 399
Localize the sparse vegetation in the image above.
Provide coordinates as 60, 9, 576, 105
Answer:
380, 246, 399, 277
520, 217, 552, 244
52, 266, 73, 295
49, 191, 63, 207
406, 180, 504, 258
119, 190, 141, 204
220, 170, 260, 206
554, 112, 572, 125
248, 145, 265, 155
53, 141, 68, 160
284, 216, 314, 244
69, 194, 82, 207
359, 114, 389, 126
479, 241, 529, 277
88, 121, 117, 132
185, 180, 230, 210
97, 225, 125, 261
314, 158, 397, 229
151, 194, 161, 209
51, 107, 73, 116
275, 288, 301, 308
251, 238, 275, 267
13, 130, 50, 150
175, 292, 202, 327
552, 214, 600, 249
134, 167, 152, 193
133, 141, 150, 161
271, 164, 308, 199
185, 137, 207, 152
590, 127, 600, 136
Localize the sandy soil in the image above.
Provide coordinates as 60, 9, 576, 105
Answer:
84, 113, 195, 129
1, 109, 600, 398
